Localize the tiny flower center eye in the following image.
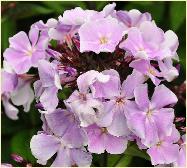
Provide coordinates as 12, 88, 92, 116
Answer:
138, 47, 144, 51
25, 48, 35, 57
156, 141, 162, 147
146, 109, 153, 118
99, 36, 108, 44
101, 127, 108, 133
148, 68, 156, 76
116, 97, 125, 105
79, 93, 87, 101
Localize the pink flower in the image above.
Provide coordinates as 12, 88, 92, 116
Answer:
79, 17, 124, 53
4, 28, 48, 74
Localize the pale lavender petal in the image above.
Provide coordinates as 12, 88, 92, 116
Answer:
164, 125, 180, 143
92, 69, 120, 98
134, 83, 149, 110
71, 148, 92, 167
79, 17, 123, 53
116, 10, 131, 27
101, 2, 116, 17
3, 48, 32, 74
29, 27, 39, 46
126, 112, 146, 139
162, 30, 179, 53
40, 87, 58, 113
136, 12, 152, 26
129, 59, 149, 74
51, 148, 71, 167
97, 100, 115, 127
158, 58, 179, 82
105, 134, 127, 154
11, 81, 34, 112
151, 84, 178, 109
86, 124, 105, 154
1, 71, 18, 94
153, 108, 174, 137
62, 122, 87, 147
77, 70, 109, 93
33, 80, 44, 100
44, 109, 72, 137
128, 9, 142, 26
2, 97, 19, 120
139, 21, 164, 48
174, 146, 186, 167
9, 31, 31, 51
37, 60, 56, 87
107, 110, 130, 137
142, 119, 159, 147
119, 27, 144, 56
30, 133, 60, 165
148, 74, 161, 86
121, 70, 145, 98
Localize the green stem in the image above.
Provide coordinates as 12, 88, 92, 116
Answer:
101, 151, 108, 166
113, 154, 125, 167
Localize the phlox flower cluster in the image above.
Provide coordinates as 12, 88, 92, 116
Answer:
1, 3, 186, 167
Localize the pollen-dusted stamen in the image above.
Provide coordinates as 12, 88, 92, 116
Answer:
116, 97, 125, 105
148, 67, 156, 76
156, 141, 162, 147
26, 50, 33, 57
101, 127, 108, 134
79, 93, 87, 101
146, 108, 153, 118
25, 47, 35, 57
99, 36, 108, 44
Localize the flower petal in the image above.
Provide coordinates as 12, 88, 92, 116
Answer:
151, 84, 178, 109
134, 83, 149, 110
30, 133, 60, 165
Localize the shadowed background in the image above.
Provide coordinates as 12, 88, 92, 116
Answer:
1, 1, 186, 167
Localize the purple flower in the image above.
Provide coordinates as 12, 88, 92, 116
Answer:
34, 60, 62, 113
86, 124, 127, 154
120, 21, 179, 61
65, 70, 110, 127
92, 69, 145, 137
3, 27, 48, 74
60, 7, 102, 26
129, 59, 161, 86
79, 17, 124, 53
30, 108, 92, 166
147, 126, 180, 165
126, 84, 178, 147
101, 3, 116, 17
1, 70, 34, 120
158, 58, 179, 82
115, 9, 152, 29
119, 21, 164, 60
174, 134, 186, 167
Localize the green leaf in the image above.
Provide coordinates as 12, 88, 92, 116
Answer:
1, 116, 24, 135
50, 39, 58, 48
11, 129, 37, 164
42, 1, 65, 13
96, 1, 108, 10
124, 144, 150, 161
1, 19, 16, 51
5, 3, 53, 20
170, 2, 186, 31
114, 155, 132, 167
107, 154, 132, 167
58, 88, 72, 100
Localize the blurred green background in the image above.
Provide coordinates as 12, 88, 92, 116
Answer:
1, 1, 186, 167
